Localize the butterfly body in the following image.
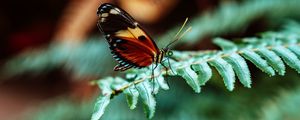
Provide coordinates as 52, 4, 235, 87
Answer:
97, 3, 166, 71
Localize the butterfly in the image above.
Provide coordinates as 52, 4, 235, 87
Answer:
97, 3, 190, 71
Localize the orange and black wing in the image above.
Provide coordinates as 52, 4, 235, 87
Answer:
97, 3, 160, 71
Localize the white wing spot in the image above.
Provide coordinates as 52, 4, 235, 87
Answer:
115, 8, 121, 12
125, 64, 131, 67
110, 9, 119, 14
101, 18, 106, 22
101, 13, 109, 17
116, 39, 122, 43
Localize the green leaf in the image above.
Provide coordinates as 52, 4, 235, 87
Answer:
96, 77, 114, 95
136, 81, 156, 119
240, 49, 275, 76
288, 45, 300, 58
272, 46, 300, 73
91, 95, 111, 120
256, 48, 286, 75
224, 53, 251, 88
89, 22, 300, 119
157, 75, 169, 90
124, 86, 139, 109
213, 38, 237, 51
191, 62, 212, 85
176, 67, 201, 93
209, 57, 235, 91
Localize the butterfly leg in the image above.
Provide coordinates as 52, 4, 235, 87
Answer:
160, 62, 170, 89
151, 64, 155, 95
151, 65, 155, 94
166, 57, 176, 75
151, 64, 161, 95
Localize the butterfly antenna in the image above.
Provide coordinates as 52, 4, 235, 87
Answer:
177, 27, 192, 41
165, 26, 192, 49
173, 18, 189, 40
165, 18, 191, 49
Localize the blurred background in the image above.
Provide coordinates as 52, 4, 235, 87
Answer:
1, 0, 300, 120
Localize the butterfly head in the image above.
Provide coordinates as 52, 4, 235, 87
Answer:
162, 47, 173, 57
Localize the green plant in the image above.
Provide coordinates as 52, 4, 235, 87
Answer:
2, 0, 300, 119
91, 21, 300, 119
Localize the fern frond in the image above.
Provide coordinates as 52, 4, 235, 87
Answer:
92, 27, 300, 119
176, 66, 201, 93
190, 62, 212, 85
208, 57, 236, 91
157, 0, 300, 46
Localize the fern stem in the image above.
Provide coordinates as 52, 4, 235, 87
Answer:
110, 72, 163, 97
108, 42, 299, 98
178, 43, 300, 67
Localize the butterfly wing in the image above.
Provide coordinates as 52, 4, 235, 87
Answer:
97, 3, 160, 71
